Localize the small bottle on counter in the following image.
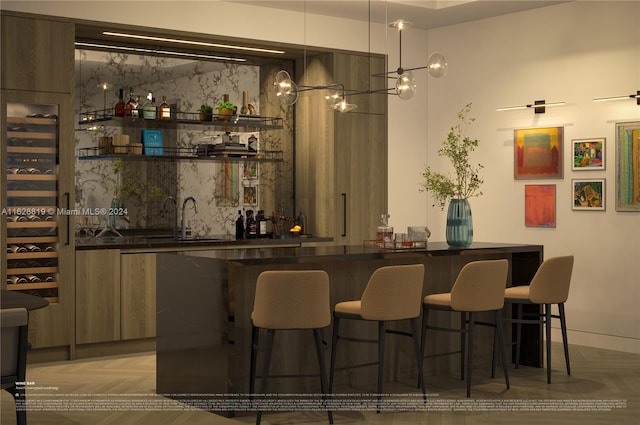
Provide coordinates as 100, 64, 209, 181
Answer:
246, 210, 257, 239
115, 88, 126, 117
235, 210, 244, 240
376, 213, 393, 248
297, 210, 306, 235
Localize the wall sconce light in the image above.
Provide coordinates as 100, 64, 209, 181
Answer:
371, 19, 448, 100
593, 90, 640, 105
496, 99, 566, 114
274, 70, 357, 112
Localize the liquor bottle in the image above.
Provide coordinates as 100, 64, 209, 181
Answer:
246, 210, 257, 239
297, 210, 306, 235
256, 210, 267, 238
125, 87, 138, 117
115, 88, 126, 117
159, 96, 171, 120
376, 213, 393, 248
142, 93, 156, 119
235, 210, 244, 240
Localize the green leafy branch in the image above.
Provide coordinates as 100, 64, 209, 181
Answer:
420, 103, 484, 210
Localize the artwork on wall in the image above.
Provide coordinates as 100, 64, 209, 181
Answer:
243, 185, 257, 206
573, 179, 605, 210
514, 127, 563, 179
615, 121, 640, 212
243, 162, 258, 179
524, 184, 556, 228
572, 138, 605, 170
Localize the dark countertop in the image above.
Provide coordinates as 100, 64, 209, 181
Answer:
171, 241, 544, 264
75, 234, 333, 250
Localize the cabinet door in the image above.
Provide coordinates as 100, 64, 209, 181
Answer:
0, 13, 74, 93
335, 113, 388, 244
75, 250, 121, 344
120, 253, 156, 340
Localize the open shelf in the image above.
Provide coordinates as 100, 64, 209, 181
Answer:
77, 146, 284, 162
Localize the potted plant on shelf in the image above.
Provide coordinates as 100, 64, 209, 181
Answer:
420, 103, 483, 247
215, 99, 236, 121
199, 104, 213, 121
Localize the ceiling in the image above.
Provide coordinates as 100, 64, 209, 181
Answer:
227, 0, 570, 30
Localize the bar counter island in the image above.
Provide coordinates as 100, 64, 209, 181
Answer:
156, 242, 543, 414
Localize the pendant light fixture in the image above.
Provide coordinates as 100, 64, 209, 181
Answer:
273, 70, 357, 112
373, 19, 448, 100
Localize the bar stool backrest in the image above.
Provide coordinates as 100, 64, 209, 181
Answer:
529, 255, 574, 304
361, 264, 425, 320
252, 270, 331, 330
450, 259, 509, 312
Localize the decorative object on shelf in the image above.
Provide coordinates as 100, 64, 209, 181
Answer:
593, 90, 640, 105
514, 126, 564, 179
496, 99, 566, 113
572, 179, 605, 211
572, 138, 605, 170
420, 103, 483, 248
216, 94, 237, 121
199, 104, 213, 121
525, 184, 556, 228
615, 121, 640, 212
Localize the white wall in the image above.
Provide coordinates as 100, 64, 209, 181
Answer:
422, 1, 640, 353
3, 1, 638, 353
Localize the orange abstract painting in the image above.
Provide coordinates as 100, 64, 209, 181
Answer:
515, 127, 563, 179
525, 184, 556, 228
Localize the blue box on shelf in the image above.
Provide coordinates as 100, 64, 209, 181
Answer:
142, 130, 164, 156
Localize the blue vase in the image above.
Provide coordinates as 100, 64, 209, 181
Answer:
446, 199, 473, 247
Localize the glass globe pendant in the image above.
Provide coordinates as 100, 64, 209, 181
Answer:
395, 71, 416, 100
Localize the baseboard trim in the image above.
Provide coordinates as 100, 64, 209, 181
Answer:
551, 328, 640, 354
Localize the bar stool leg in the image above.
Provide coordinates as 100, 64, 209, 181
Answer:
249, 325, 259, 399
466, 312, 475, 398
559, 302, 571, 375
376, 321, 386, 413
515, 304, 523, 369
409, 317, 426, 402
460, 311, 466, 380
329, 316, 340, 393
313, 328, 333, 424
419, 306, 430, 389
256, 329, 275, 425
494, 310, 510, 389
545, 304, 552, 384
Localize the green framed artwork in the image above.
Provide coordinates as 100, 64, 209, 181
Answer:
616, 121, 640, 211
514, 127, 563, 179
572, 138, 605, 170
572, 179, 605, 211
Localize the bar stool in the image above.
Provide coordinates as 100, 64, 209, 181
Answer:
249, 270, 333, 425
421, 259, 510, 397
329, 264, 425, 412
1, 307, 29, 425
504, 255, 574, 384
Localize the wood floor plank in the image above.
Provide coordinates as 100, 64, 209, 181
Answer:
1, 343, 638, 424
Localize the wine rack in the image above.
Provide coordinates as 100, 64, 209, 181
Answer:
5, 106, 60, 303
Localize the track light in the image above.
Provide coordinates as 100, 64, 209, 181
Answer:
593, 91, 640, 105
496, 100, 566, 114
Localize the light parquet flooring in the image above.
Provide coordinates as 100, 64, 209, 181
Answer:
1, 343, 638, 425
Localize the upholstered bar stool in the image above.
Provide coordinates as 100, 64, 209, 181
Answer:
504, 255, 574, 384
1, 307, 29, 425
329, 264, 425, 412
421, 259, 510, 398
249, 270, 333, 425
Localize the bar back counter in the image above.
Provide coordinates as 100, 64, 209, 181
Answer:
156, 242, 542, 412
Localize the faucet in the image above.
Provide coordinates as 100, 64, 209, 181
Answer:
180, 197, 198, 240
162, 196, 178, 240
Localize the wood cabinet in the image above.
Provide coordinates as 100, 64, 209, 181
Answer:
296, 52, 387, 244
0, 13, 74, 94
1, 12, 75, 351
75, 250, 157, 345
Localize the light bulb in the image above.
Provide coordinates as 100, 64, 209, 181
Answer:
325, 87, 342, 109
395, 71, 416, 100
427, 53, 447, 78
273, 70, 298, 105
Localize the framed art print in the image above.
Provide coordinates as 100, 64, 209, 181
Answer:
243, 185, 257, 205
615, 121, 640, 211
525, 184, 556, 227
514, 127, 563, 179
573, 179, 605, 210
572, 138, 605, 170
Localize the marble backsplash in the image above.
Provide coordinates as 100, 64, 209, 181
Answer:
74, 49, 292, 237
